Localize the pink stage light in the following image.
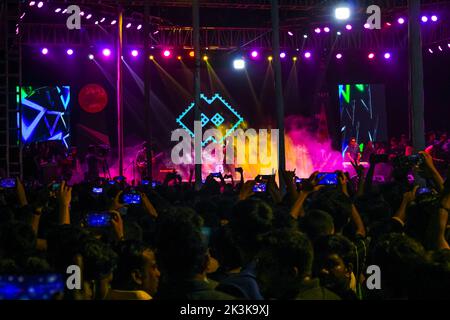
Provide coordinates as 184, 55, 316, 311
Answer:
324, 27, 330, 33
288, 31, 294, 36
384, 52, 391, 59
304, 51, 311, 58
346, 24, 352, 30
86, 14, 92, 20
336, 53, 342, 59
55, 8, 61, 13
368, 53, 375, 59
29, 1, 35, 6
280, 52, 286, 59
67, 49, 74, 56
364, 23, 370, 29
398, 17, 405, 24
111, 20, 117, 25
421, 16, 428, 23
137, 24, 142, 30
102, 48, 111, 57
251, 51, 258, 58
163, 50, 171, 57
126, 23, 132, 28
314, 28, 321, 34
37, 2, 43, 8
41, 48, 48, 55
428, 48, 433, 54
131, 50, 139, 57
431, 15, 438, 22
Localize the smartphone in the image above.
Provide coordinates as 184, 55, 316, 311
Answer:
92, 187, 103, 194
317, 173, 338, 185
201, 227, 212, 246
253, 182, 267, 192
114, 176, 125, 182
142, 179, 150, 186
152, 181, 161, 188
85, 212, 111, 227
108, 180, 116, 185
416, 187, 432, 196
122, 192, 141, 204
211, 173, 221, 178
0, 178, 16, 189
295, 177, 304, 183
0, 274, 64, 300
51, 182, 61, 191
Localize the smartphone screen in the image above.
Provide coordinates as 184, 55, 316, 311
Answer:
0, 178, 16, 189
416, 187, 432, 196
295, 177, 303, 183
253, 182, 267, 192
317, 173, 338, 185
122, 193, 141, 204
92, 187, 103, 194
0, 274, 64, 300
211, 173, 221, 178
86, 213, 111, 227
142, 179, 150, 186
51, 183, 61, 191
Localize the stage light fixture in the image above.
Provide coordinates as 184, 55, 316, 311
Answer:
100, 17, 106, 23
88, 54, 94, 60
346, 24, 352, 30
398, 17, 405, 24
149, 55, 154, 60
37, 2, 43, 8
125, 23, 131, 28
131, 50, 139, 57
86, 14, 92, 19
368, 53, 375, 59
137, 24, 142, 30
324, 27, 330, 33
364, 23, 370, 29
29, 1, 35, 6
163, 50, 171, 57
448, 43, 450, 48
95, 21, 99, 25
233, 59, 245, 70
62, 9, 67, 14
280, 52, 286, 58
80, 11, 85, 16
421, 16, 428, 22
268, 56, 273, 61
303, 34, 308, 38
431, 15, 438, 22
384, 52, 391, 59
314, 28, 321, 34
20, 12, 26, 19
55, 8, 61, 13
335, 7, 350, 20
177, 56, 182, 60
288, 31, 294, 36
189, 51, 195, 57
102, 48, 111, 57
251, 50, 258, 58
67, 49, 74, 56
438, 46, 442, 51
304, 51, 311, 59
41, 48, 48, 55
292, 56, 297, 62
203, 55, 208, 61
385, 22, 392, 27
111, 20, 117, 25
428, 48, 433, 54
336, 53, 342, 59
337, 31, 342, 35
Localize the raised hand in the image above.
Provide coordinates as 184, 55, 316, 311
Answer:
239, 180, 256, 200
110, 210, 124, 241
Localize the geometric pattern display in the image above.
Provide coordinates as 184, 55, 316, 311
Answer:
16, 86, 71, 148
176, 93, 244, 147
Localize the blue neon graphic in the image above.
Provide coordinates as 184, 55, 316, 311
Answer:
17, 86, 71, 147
176, 93, 244, 147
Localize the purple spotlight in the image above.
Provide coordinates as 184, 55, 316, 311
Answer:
431, 15, 438, 22
428, 48, 433, 54
324, 27, 330, 33
94, 21, 99, 25
304, 51, 311, 59
131, 50, 139, 57
314, 28, 321, 34
41, 48, 48, 55
421, 16, 428, 22
368, 53, 375, 59
336, 53, 342, 59
55, 8, 61, 13
438, 46, 442, 51
137, 24, 142, 30
346, 24, 352, 30
448, 43, 450, 48
66, 49, 74, 56
102, 48, 111, 57
126, 23, 132, 28
80, 11, 85, 16
163, 50, 171, 57
251, 50, 258, 58
29, 1, 35, 6
111, 20, 117, 25
37, 2, 43, 8
288, 31, 294, 36
280, 52, 286, 59
62, 9, 67, 14
86, 14, 92, 20
384, 52, 391, 59
364, 23, 370, 29
398, 17, 405, 24
100, 17, 106, 23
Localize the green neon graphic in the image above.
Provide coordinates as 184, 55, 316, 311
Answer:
359, 143, 364, 152
339, 84, 351, 104
355, 84, 365, 92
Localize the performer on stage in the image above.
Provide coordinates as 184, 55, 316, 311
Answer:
345, 137, 361, 165
136, 142, 152, 180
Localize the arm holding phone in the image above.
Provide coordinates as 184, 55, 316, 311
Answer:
57, 181, 71, 225
290, 171, 323, 220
